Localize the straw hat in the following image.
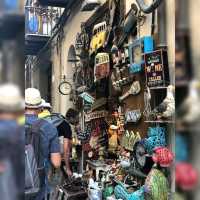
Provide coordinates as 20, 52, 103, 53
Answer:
25, 88, 42, 108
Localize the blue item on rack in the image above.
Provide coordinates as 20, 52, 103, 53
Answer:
28, 15, 39, 33
114, 184, 145, 200
175, 133, 188, 162
144, 127, 166, 154
129, 36, 154, 73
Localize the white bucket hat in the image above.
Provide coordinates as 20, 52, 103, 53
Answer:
41, 99, 52, 109
25, 88, 42, 108
0, 83, 24, 112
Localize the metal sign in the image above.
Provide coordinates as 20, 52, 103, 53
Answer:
85, 110, 108, 122
144, 49, 169, 87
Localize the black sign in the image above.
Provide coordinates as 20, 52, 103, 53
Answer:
144, 50, 169, 87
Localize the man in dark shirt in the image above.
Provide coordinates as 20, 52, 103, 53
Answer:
39, 101, 74, 177
57, 119, 73, 176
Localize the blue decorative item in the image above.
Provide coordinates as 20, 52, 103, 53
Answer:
129, 36, 154, 73
114, 184, 145, 200
144, 127, 166, 154
79, 92, 95, 104
28, 15, 39, 33
175, 133, 188, 162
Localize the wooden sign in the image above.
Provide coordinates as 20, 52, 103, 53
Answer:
144, 50, 169, 87
85, 110, 108, 122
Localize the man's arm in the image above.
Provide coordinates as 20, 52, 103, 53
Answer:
50, 153, 61, 169
48, 124, 61, 168
63, 138, 72, 176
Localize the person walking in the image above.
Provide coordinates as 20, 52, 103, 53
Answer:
39, 101, 73, 177
0, 84, 24, 200
25, 88, 61, 200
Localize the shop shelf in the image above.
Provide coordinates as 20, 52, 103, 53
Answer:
144, 120, 175, 124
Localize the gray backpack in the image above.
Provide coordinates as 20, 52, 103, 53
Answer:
25, 120, 46, 198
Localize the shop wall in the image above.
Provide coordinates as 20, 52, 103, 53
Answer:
51, 5, 94, 114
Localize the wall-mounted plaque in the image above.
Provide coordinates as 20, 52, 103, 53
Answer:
144, 49, 169, 87
85, 110, 108, 122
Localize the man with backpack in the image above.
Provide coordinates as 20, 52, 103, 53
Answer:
38, 101, 74, 177
25, 88, 61, 200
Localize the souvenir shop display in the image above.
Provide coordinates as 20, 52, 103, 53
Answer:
66, 1, 173, 199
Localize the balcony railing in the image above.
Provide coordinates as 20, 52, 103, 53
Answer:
25, 6, 61, 37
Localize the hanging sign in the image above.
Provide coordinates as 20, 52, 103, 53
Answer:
85, 110, 108, 122
144, 49, 169, 87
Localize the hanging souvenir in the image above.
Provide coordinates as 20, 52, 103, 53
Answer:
108, 125, 119, 153
89, 21, 108, 55
144, 127, 166, 154
119, 81, 141, 102
149, 85, 175, 120
114, 184, 145, 200
85, 110, 108, 122
175, 133, 188, 162
133, 140, 154, 174
129, 36, 154, 73
79, 92, 95, 104
91, 97, 107, 111
125, 109, 142, 124
144, 49, 170, 87
152, 147, 174, 167
144, 168, 169, 200
94, 53, 110, 82
176, 162, 198, 191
